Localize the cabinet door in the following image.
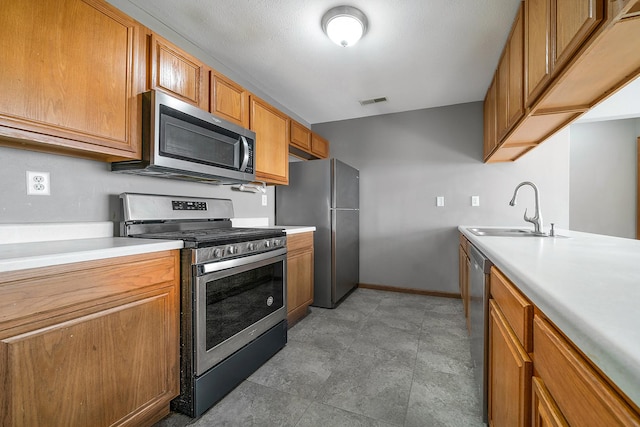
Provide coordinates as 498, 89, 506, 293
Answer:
250, 96, 289, 185
311, 133, 330, 159
496, 50, 510, 140
496, 4, 524, 140
0, 0, 144, 160
458, 245, 466, 301
211, 71, 249, 128
532, 377, 569, 427
488, 300, 532, 427
150, 33, 209, 110
286, 232, 314, 325
507, 5, 525, 129
1, 289, 179, 427
287, 251, 314, 313
554, 0, 604, 70
458, 244, 472, 334
484, 74, 498, 158
526, 0, 553, 105
464, 252, 471, 333
290, 120, 312, 151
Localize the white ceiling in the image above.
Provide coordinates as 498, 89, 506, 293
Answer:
126, 0, 522, 124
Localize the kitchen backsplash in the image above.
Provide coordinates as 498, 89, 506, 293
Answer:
0, 146, 275, 225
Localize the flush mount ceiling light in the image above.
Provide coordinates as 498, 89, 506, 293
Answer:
321, 6, 368, 47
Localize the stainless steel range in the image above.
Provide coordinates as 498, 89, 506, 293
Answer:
119, 193, 287, 418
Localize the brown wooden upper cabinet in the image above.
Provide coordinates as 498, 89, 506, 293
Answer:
484, 76, 498, 157
526, 0, 604, 105
290, 120, 312, 152
496, 4, 525, 141
149, 33, 209, 111
250, 95, 290, 185
210, 71, 249, 128
311, 133, 330, 159
484, 0, 640, 162
484, 0, 640, 163
0, 0, 145, 161
289, 120, 330, 160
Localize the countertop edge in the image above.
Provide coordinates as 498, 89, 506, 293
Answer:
277, 226, 316, 235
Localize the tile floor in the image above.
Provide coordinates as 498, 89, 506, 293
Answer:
155, 288, 483, 427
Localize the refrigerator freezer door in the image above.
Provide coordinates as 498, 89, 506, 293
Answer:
332, 209, 359, 304
333, 159, 359, 209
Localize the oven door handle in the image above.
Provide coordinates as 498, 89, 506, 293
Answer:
200, 247, 287, 274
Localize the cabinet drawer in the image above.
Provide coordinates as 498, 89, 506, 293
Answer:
287, 232, 314, 253
533, 315, 640, 426
490, 267, 533, 351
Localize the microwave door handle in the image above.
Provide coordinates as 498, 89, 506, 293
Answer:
239, 136, 249, 172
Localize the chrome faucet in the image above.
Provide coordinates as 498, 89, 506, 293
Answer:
509, 181, 545, 235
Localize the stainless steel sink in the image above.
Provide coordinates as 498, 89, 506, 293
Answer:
466, 227, 567, 237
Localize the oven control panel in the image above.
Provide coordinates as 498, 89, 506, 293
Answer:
195, 237, 286, 265
172, 200, 208, 211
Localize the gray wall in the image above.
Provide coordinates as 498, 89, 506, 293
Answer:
569, 119, 639, 238
313, 102, 570, 294
0, 146, 274, 227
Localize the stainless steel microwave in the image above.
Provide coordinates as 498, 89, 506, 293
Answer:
112, 90, 256, 184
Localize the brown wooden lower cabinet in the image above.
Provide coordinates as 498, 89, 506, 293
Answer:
0, 251, 180, 427
458, 235, 471, 333
488, 299, 533, 427
286, 232, 314, 325
531, 376, 569, 427
481, 264, 640, 427
533, 314, 640, 427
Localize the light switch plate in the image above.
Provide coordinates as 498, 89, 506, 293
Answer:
261, 194, 268, 206
436, 196, 445, 207
471, 196, 480, 206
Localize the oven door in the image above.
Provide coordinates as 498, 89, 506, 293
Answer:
194, 249, 287, 376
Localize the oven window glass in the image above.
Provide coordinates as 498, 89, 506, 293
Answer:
205, 261, 284, 350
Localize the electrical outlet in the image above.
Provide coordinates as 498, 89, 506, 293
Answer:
436, 196, 445, 207
26, 171, 50, 195
471, 195, 480, 206
261, 194, 268, 206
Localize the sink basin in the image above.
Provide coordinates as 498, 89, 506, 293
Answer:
467, 227, 567, 238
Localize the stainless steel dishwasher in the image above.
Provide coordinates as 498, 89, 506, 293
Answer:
468, 242, 492, 424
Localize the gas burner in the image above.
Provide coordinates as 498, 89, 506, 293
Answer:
131, 227, 285, 248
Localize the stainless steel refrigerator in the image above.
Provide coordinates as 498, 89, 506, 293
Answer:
276, 158, 359, 308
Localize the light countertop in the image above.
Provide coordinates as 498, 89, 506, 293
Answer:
0, 222, 183, 273
459, 226, 640, 408
230, 217, 316, 235
0, 220, 314, 273
0, 237, 183, 273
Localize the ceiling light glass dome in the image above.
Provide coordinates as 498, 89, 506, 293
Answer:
321, 6, 368, 47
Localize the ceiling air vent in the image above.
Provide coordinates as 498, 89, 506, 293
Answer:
359, 97, 388, 106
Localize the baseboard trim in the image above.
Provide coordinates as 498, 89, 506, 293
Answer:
358, 283, 461, 299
